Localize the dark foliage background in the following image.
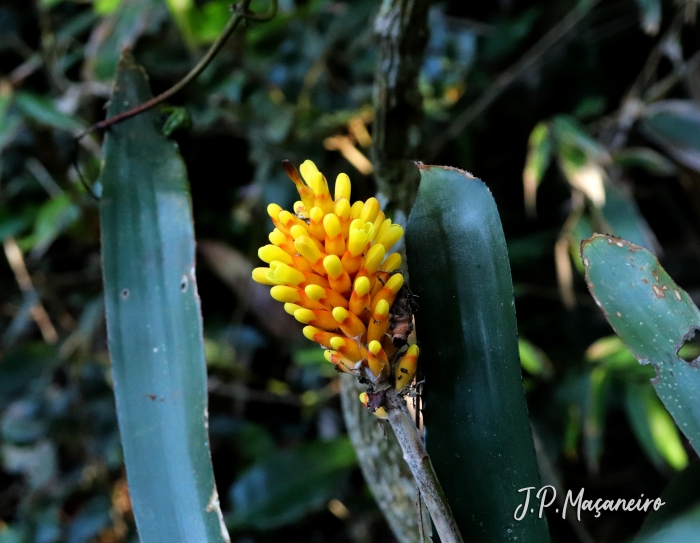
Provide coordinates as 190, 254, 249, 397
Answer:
1, 0, 700, 542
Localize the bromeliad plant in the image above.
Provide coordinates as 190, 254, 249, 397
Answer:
250, 160, 466, 542
251, 161, 552, 543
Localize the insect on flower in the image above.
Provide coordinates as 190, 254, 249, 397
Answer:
252, 160, 419, 413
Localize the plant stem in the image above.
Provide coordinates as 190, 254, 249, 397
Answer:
76, 0, 277, 140
385, 389, 465, 543
371, 0, 431, 215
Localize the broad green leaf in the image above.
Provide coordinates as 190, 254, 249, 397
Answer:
99, 51, 229, 542
523, 122, 552, 216
640, 100, 700, 172
624, 383, 688, 471
227, 438, 356, 531
582, 234, 700, 455
406, 165, 550, 542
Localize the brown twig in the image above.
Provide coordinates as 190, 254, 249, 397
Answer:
385, 389, 464, 543
3, 238, 58, 344
75, 0, 277, 141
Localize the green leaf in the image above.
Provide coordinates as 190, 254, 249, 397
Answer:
638, 461, 700, 537
585, 335, 656, 380
599, 181, 660, 254
162, 106, 192, 136
613, 147, 677, 176
99, 51, 229, 543
640, 100, 700, 172
227, 438, 356, 531
85, 0, 165, 81
523, 122, 552, 216
94, 0, 123, 15
582, 234, 700, 456
518, 338, 554, 378
624, 383, 688, 471
166, 0, 231, 46
583, 366, 610, 473
14, 92, 84, 132
406, 165, 550, 542
634, 504, 700, 543
20, 194, 80, 256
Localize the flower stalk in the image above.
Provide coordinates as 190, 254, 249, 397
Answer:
384, 388, 464, 543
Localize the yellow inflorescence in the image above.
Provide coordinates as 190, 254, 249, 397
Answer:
253, 159, 419, 395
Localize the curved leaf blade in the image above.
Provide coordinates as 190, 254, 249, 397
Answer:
582, 234, 700, 454
99, 52, 229, 543
406, 165, 550, 542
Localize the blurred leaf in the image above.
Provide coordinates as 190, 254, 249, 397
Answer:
523, 122, 552, 217
0, 97, 21, 152
585, 335, 655, 380
641, 100, 700, 172
14, 92, 84, 132
0, 209, 32, 243
599, 182, 660, 254
67, 496, 112, 543
99, 51, 229, 542
638, 461, 700, 537
625, 383, 688, 471
0, 344, 58, 409
166, 0, 231, 46
518, 338, 554, 378
635, 0, 661, 35
0, 526, 22, 543
1, 440, 57, 490
1, 400, 46, 444
572, 95, 607, 120
613, 147, 677, 176
582, 234, 700, 455
227, 438, 356, 530
553, 115, 609, 163
584, 365, 610, 472
558, 145, 606, 206
84, 0, 165, 81
634, 504, 700, 543
238, 423, 276, 464
162, 106, 192, 136
292, 348, 327, 367
20, 194, 80, 257
94, 0, 124, 15
482, 8, 540, 60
